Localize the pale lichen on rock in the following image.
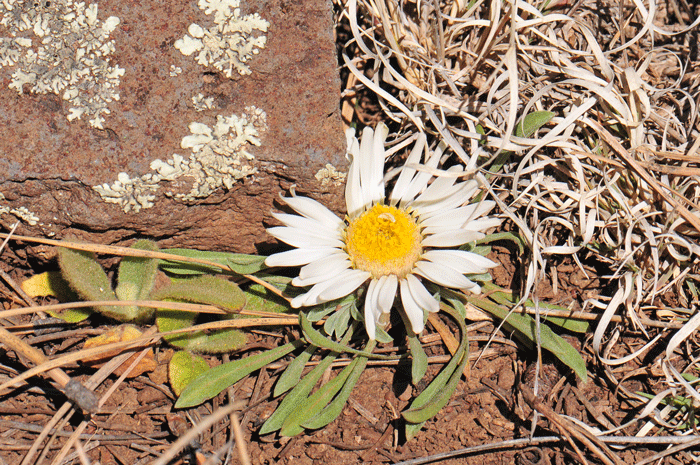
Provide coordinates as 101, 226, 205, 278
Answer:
0, 193, 39, 225
93, 106, 268, 212
314, 163, 347, 187
0, 0, 124, 129
174, 0, 269, 77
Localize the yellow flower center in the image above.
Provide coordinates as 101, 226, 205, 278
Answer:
345, 203, 422, 279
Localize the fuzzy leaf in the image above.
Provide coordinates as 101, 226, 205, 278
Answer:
407, 332, 428, 385
157, 309, 197, 349
115, 239, 159, 323
151, 275, 246, 312
175, 340, 305, 408
22, 271, 91, 322
244, 283, 291, 314
57, 247, 127, 320
169, 351, 210, 396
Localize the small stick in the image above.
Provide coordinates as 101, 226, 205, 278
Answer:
0, 326, 98, 413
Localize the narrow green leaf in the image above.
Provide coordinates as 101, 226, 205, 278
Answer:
274, 344, 316, 397
302, 340, 376, 430
469, 295, 587, 382
159, 248, 266, 275
323, 304, 351, 338
169, 351, 209, 396
475, 231, 526, 255
175, 340, 305, 408
261, 327, 354, 436
300, 312, 397, 360
407, 333, 428, 385
515, 111, 554, 138
403, 305, 469, 437
57, 247, 124, 320
281, 357, 355, 437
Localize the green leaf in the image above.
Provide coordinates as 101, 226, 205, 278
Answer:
159, 248, 266, 276
260, 327, 354, 436
300, 312, 397, 360
57, 247, 125, 320
175, 340, 305, 408
483, 284, 590, 333
169, 351, 210, 396
403, 305, 469, 439
157, 309, 197, 348
323, 304, 351, 338
515, 111, 554, 138
281, 357, 355, 437
151, 275, 246, 312
244, 283, 292, 314
115, 239, 159, 323
469, 295, 587, 382
274, 344, 316, 397
302, 340, 376, 430
407, 333, 428, 385
475, 231, 526, 255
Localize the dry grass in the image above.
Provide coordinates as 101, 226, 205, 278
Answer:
339, 0, 700, 457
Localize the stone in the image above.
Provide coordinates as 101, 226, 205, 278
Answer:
0, 0, 346, 255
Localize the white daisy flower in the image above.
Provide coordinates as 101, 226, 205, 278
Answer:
265, 123, 501, 339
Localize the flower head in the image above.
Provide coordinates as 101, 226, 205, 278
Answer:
265, 124, 500, 339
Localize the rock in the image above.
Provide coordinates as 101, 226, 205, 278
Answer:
0, 0, 346, 255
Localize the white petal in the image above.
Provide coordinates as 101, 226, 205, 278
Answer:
411, 165, 461, 204
364, 279, 380, 340
389, 133, 426, 206
369, 123, 389, 203
420, 201, 495, 228
292, 269, 369, 307
317, 269, 370, 303
412, 180, 477, 217
293, 254, 351, 286
414, 260, 478, 290
272, 212, 341, 238
376, 274, 397, 314
398, 142, 443, 207
281, 195, 344, 230
359, 126, 375, 207
464, 217, 502, 232
345, 135, 364, 217
267, 226, 345, 249
400, 279, 425, 334
422, 249, 498, 274
265, 247, 339, 267
405, 274, 439, 313
421, 229, 485, 247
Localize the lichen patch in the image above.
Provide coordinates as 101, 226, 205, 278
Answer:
315, 164, 347, 187
93, 106, 268, 212
174, 0, 269, 77
0, 0, 124, 129
0, 193, 39, 225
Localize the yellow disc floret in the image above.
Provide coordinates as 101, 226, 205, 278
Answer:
345, 204, 422, 279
